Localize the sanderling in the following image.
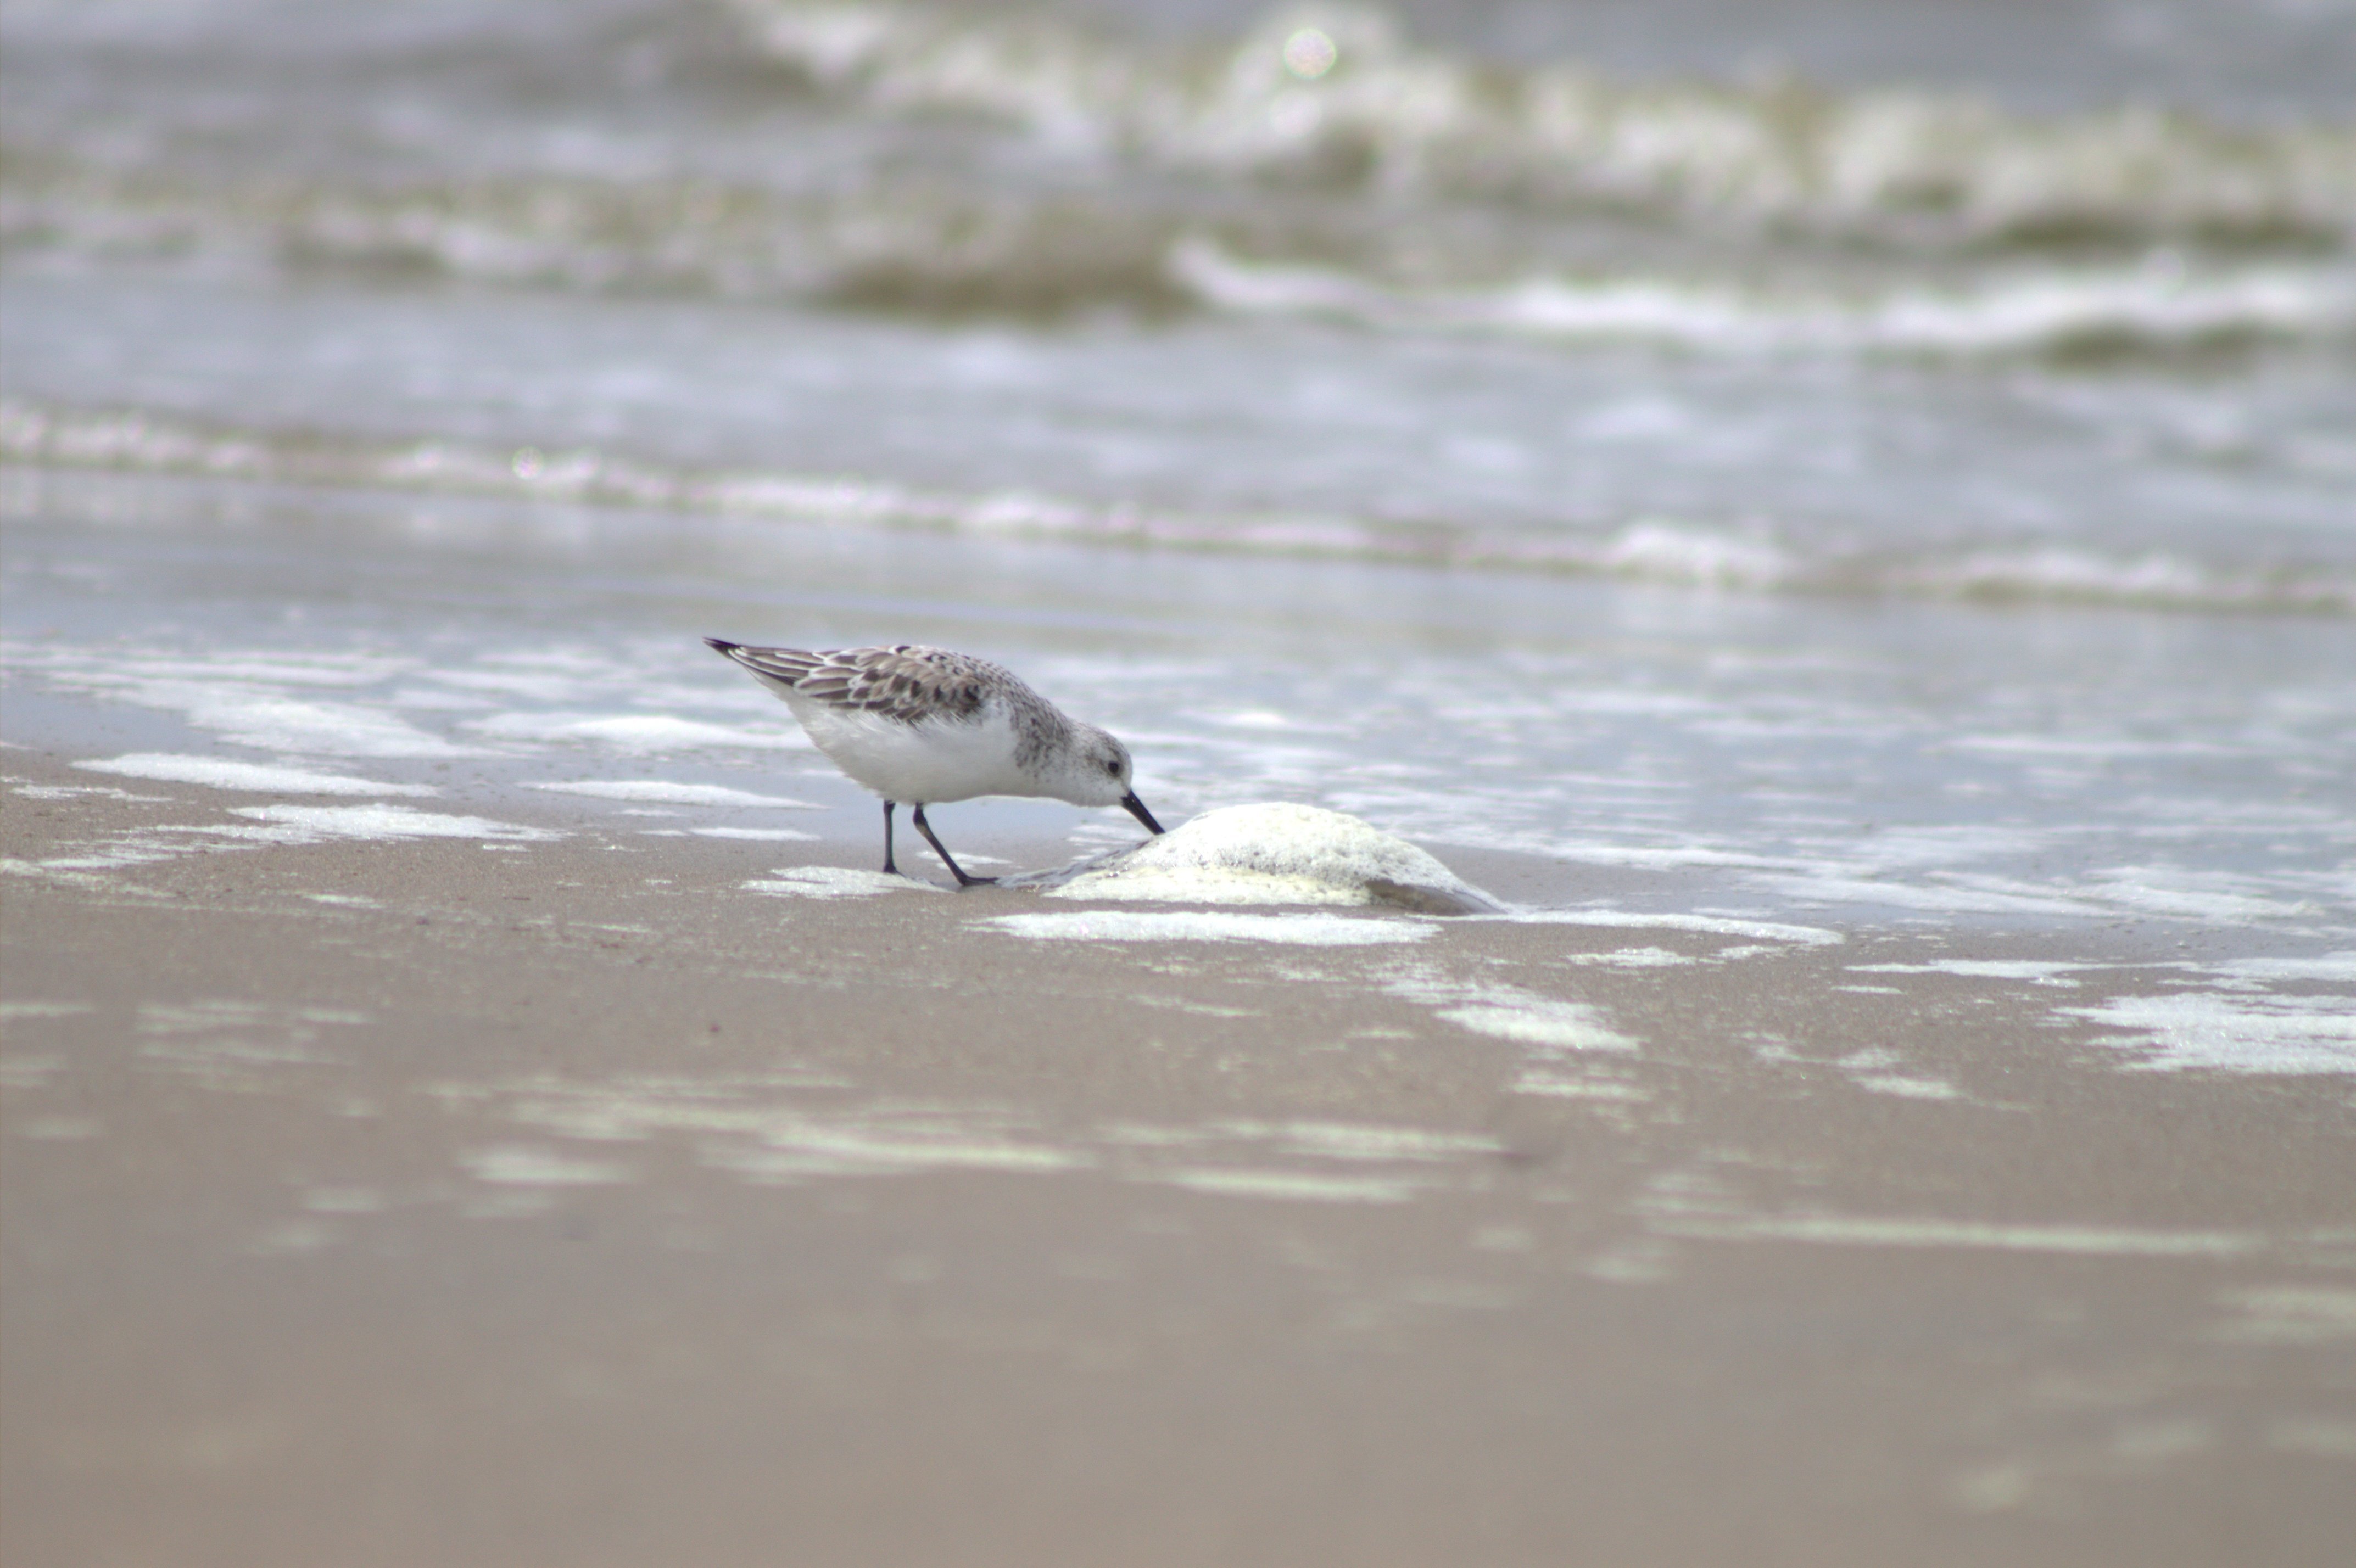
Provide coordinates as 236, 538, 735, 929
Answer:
705, 639, 1165, 886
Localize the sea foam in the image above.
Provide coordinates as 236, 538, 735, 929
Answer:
79, 754, 436, 797
1037, 802, 1502, 913
527, 779, 821, 807
987, 910, 1434, 945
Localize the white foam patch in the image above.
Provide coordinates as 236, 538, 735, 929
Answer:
1852, 960, 2098, 985
79, 753, 436, 797
1564, 947, 1702, 967
13, 836, 186, 871
710, 1134, 1086, 1182
1383, 967, 1640, 1053
1655, 1214, 2269, 1258
693, 827, 820, 842
462, 1146, 632, 1186
1512, 1072, 1651, 1100
1174, 241, 2356, 359
1832, 1048, 1964, 1099
1153, 1168, 1428, 1203
1849, 1073, 1965, 1100
1592, 521, 1795, 588
1502, 910, 1844, 945
1744, 1043, 1966, 1100
528, 779, 821, 808
493, 1079, 1085, 1180
988, 910, 1434, 946
9, 782, 174, 802
0, 1001, 93, 1022
29, 659, 473, 757
1435, 1001, 1637, 1052
481, 1077, 1522, 1196
468, 713, 811, 753
1249, 1120, 1506, 1162
1047, 802, 1499, 911
228, 804, 558, 842
2062, 992, 2356, 1075
148, 655, 410, 689
1953, 735, 2238, 760
741, 867, 943, 898
1537, 842, 1804, 871
2081, 867, 2321, 922
196, 695, 471, 757
2200, 953, 2356, 985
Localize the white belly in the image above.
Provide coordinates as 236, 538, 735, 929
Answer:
784, 696, 1040, 804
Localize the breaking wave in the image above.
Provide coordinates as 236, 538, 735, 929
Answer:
7, 161, 2348, 358
4, 2, 2352, 351
0, 154, 1191, 318
8, 397, 2349, 617
1168, 238, 2356, 356
729, 1, 2356, 248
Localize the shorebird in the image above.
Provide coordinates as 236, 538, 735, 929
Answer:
705, 639, 1165, 886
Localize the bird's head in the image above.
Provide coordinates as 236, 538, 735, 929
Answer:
1058, 724, 1164, 834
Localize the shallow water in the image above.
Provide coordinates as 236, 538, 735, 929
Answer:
7, 464, 2351, 944
4, 0, 2353, 953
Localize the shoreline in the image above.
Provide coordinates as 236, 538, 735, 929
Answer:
6, 743, 2352, 1565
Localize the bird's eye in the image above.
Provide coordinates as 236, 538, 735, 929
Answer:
1105, 759, 1122, 776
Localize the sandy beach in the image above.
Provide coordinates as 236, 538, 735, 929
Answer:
7, 3, 2355, 1556
6, 744, 2351, 1566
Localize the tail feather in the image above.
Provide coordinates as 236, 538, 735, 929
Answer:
706, 638, 825, 690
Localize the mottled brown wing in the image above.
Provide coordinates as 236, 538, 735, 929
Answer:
708, 641, 1003, 724
707, 641, 823, 687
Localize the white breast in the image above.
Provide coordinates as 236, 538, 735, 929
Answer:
784, 695, 1042, 804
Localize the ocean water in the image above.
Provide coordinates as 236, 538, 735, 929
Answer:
4, 3, 2353, 1013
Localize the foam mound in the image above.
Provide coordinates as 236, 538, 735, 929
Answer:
1036, 803, 1501, 915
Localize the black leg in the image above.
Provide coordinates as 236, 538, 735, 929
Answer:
911, 804, 996, 888
881, 799, 898, 876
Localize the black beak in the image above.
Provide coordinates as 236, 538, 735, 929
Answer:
1120, 791, 1165, 836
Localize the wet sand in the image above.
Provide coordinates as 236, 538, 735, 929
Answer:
4, 746, 2352, 1567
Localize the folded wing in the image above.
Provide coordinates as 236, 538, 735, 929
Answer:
706, 639, 998, 725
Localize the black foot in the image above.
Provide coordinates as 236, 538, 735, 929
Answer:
911, 804, 996, 889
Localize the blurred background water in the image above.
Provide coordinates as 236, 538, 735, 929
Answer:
3, 0, 2352, 938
